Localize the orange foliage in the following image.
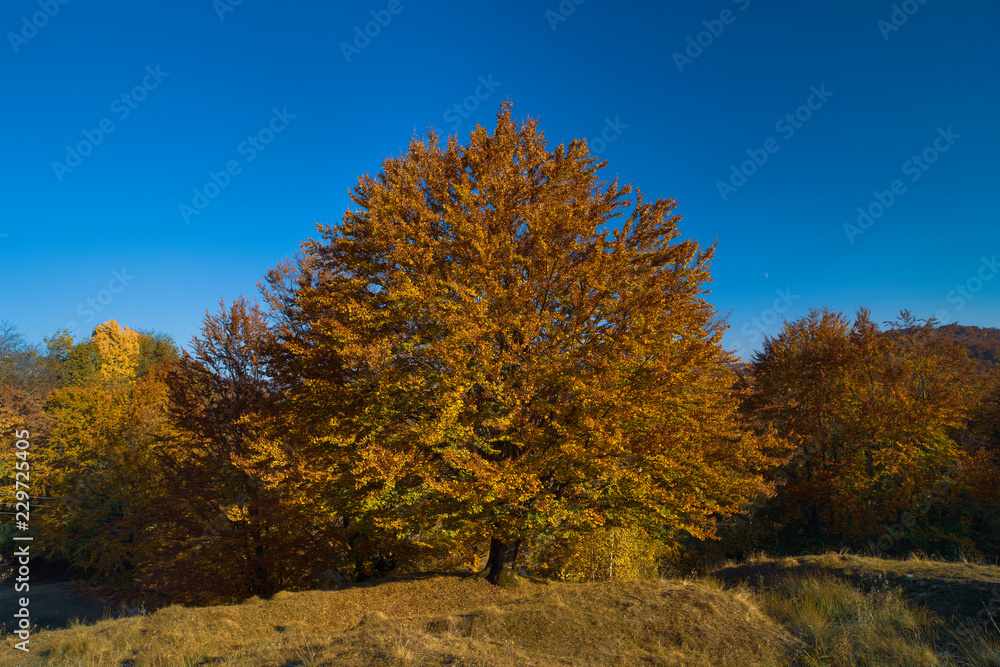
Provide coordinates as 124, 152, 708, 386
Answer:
745, 308, 975, 547
263, 104, 791, 581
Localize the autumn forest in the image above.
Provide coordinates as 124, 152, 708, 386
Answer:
2, 109, 999, 611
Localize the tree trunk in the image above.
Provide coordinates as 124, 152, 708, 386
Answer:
483, 537, 521, 586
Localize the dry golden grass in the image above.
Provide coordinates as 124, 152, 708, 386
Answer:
753, 574, 944, 665
714, 551, 1000, 631
2, 553, 999, 666
713, 551, 1000, 666
0, 573, 798, 666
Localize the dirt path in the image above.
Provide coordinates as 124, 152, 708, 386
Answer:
0, 582, 107, 633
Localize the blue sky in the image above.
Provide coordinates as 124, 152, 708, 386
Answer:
1, 0, 997, 360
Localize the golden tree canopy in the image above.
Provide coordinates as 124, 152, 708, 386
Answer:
264, 104, 788, 579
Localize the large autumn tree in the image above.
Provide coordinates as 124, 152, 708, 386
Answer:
264, 104, 788, 584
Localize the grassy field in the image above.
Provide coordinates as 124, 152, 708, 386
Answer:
1, 553, 998, 666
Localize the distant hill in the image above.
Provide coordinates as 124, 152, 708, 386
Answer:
731, 323, 1000, 374
934, 323, 1000, 373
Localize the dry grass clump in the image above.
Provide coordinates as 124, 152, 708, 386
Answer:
753, 573, 943, 666
713, 551, 1000, 666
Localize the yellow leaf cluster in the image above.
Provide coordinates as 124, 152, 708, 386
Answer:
93, 319, 142, 382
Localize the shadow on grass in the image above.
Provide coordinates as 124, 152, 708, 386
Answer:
712, 552, 1000, 627
0, 581, 108, 633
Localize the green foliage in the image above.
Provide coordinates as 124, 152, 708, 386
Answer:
136, 331, 180, 379
52, 339, 101, 387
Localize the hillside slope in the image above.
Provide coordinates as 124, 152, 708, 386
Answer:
3, 553, 1000, 666
0, 573, 802, 666
935, 323, 1000, 373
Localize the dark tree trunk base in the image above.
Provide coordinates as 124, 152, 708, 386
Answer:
476, 537, 522, 587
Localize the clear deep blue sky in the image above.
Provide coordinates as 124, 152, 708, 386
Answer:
2, 0, 997, 359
